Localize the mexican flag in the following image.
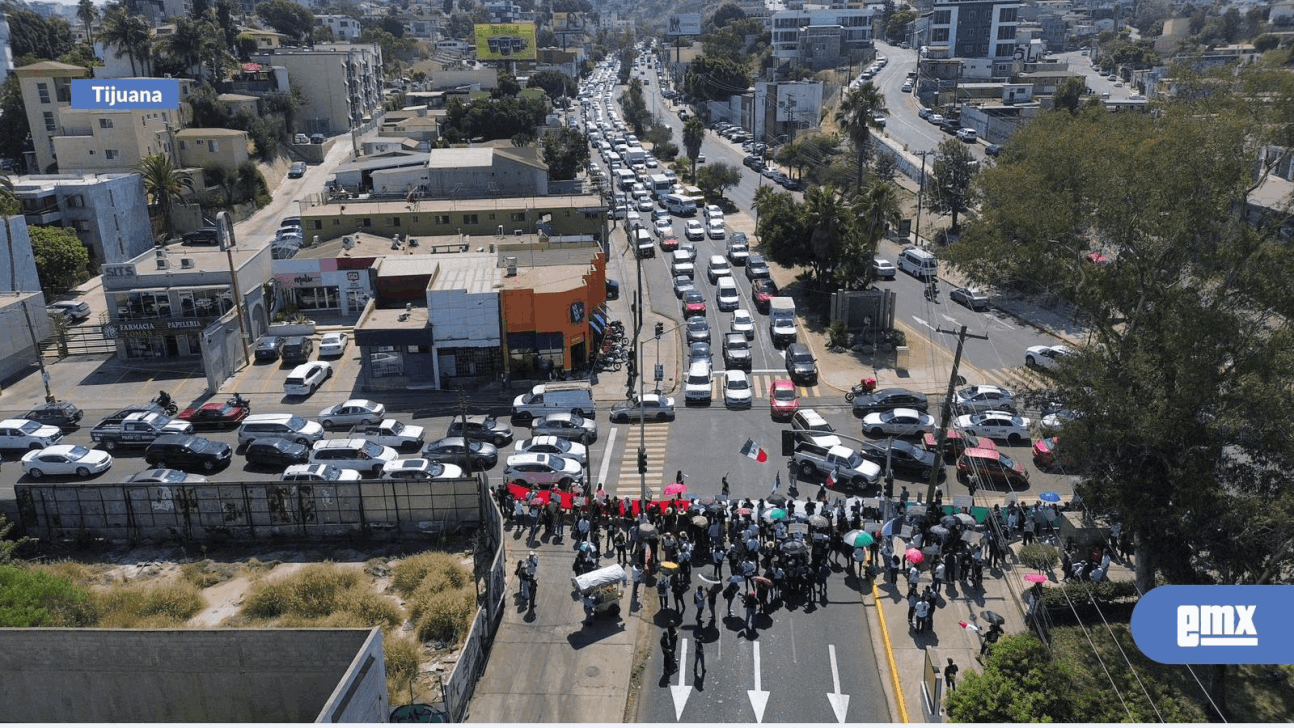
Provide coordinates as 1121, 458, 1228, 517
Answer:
740, 438, 768, 463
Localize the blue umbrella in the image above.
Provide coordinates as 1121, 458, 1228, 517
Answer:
1039, 491, 1061, 503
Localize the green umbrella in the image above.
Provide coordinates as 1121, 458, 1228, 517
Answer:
844, 529, 874, 547
762, 508, 788, 522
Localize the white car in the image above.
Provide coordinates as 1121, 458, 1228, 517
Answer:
956, 128, 977, 142
654, 219, 675, 238
956, 411, 1032, 445
1025, 344, 1075, 370
514, 435, 588, 466
727, 242, 749, 266
707, 255, 731, 283
706, 220, 726, 240
381, 458, 465, 480
22, 444, 113, 478
703, 204, 724, 221
862, 408, 937, 438
953, 384, 1016, 414
636, 196, 654, 212
282, 463, 362, 482
723, 370, 753, 408
872, 258, 897, 279
284, 361, 332, 396
503, 453, 584, 488
319, 332, 349, 357
0, 418, 63, 450
684, 220, 705, 240
626, 209, 642, 226
317, 399, 386, 429
730, 309, 755, 339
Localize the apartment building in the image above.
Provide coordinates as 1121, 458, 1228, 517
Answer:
12, 173, 154, 266
15, 61, 83, 174
254, 44, 384, 136
175, 128, 252, 171
51, 107, 179, 175
928, 0, 1022, 65
317, 15, 362, 41
769, 7, 875, 66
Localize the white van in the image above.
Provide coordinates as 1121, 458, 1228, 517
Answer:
665, 193, 697, 216
632, 227, 655, 258
898, 247, 939, 280
615, 168, 637, 191
715, 276, 740, 311
512, 381, 596, 420
671, 250, 695, 278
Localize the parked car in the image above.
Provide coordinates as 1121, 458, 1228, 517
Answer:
381, 458, 464, 480
851, 388, 929, 416
282, 463, 361, 482
254, 335, 285, 362
176, 402, 250, 430
422, 436, 499, 470
861, 408, 937, 438
318, 399, 386, 429
238, 414, 325, 446
530, 413, 598, 444
957, 448, 1029, 487
21, 444, 111, 478
955, 411, 1032, 445
514, 435, 589, 466
952, 385, 1016, 414
609, 394, 676, 422
502, 453, 584, 488
244, 437, 311, 468
872, 258, 897, 280
47, 300, 91, 322
447, 415, 513, 447
21, 401, 83, 430
182, 227, 221, 245
1025, 344, 1075, 370
126, 468, 207, 484
309, 438, 397, 476
144, 434, 233, 473
791, 408, 841, 447
319, 332, 350, 357
857, 439, 945, 481
288, 161, 307, 178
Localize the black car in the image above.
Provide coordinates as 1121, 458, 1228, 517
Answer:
605, 279, 620, 300
852, 388, 930, 416
144, 434, 232, 473
422, 436, 499, 470
781, 177, 804, 191
22, 400, 83, 429
857, 439, 945, 481
244, 437, 309, 468
784, 343, 818, 384
745, 255, 771, 281
938, 118, 961, 134
182, 227, 220, 245
254, 335, 285, 362
984, 144, 1001, 157
447, 415, 513, 447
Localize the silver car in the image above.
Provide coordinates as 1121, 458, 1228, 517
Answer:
530, 413, 599, 445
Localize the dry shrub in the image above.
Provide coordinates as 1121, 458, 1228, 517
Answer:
243, 557, 279, 580
36, 560, 104, 588
390, 553, 469, 599
94, 581, 205, 626
241, 564, 362, 620
415, 587, 476, 643
384, 635, 422, 703
276, 612, 369, 629
179, 560, 239, 589
341, 587, 405, 629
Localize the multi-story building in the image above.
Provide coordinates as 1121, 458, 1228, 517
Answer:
753, 81, 825, 144
254, 44, 384, 135
51, 106, 180, 175
928, 0, 1021, 72
12, 173, 154, 266
317, 15, 362, 41
175, 128, 252, 171
0, 291, 53, 383
15, 61, 83, 174
769, 7, 874, 65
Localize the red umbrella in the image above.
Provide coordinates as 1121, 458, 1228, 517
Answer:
664, 482, 687, 496
1025, 573, 1048, 584
528, 497, 546, 506
905, 547, 924, 565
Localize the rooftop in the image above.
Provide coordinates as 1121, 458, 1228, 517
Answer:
175, 128, 248, 137
499, 262, 593, 294
429, 253, 503, 294
428, 147, 493, 169
363, 305, 430, 329
114, 241, 267, 276
303, 194, 605, 217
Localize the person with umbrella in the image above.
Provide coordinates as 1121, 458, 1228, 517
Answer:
979, 621, 1004, 655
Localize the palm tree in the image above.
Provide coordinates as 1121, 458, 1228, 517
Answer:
834, 84, 887, 191
839, 180, 902, 288
77, 0, 98, 46
163, 16, 209, 80
801, 185, 851, 284
682, 116, 705, 180
101, 11, 152, 76
137, 154, 193, 238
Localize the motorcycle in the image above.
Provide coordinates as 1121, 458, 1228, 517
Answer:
227, 393, 252, 412
153, 390, 178, 417
844, 377, 877, 403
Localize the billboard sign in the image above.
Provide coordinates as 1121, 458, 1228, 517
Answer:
552, 12, 584, 31
474, 23, 537, 60
666, 13, 701, 36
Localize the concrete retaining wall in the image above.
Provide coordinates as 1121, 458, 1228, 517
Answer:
0, 628, 385, 723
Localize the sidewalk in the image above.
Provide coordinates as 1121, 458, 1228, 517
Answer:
464, 523, 642, 723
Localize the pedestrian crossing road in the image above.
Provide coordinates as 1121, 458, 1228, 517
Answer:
611, 421, 671, 500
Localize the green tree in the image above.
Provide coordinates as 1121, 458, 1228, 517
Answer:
643, 122, 677, 160
753, 185, 811, 270
946, 634, 1078, 722
526, 70, 577, 101
494, 70, 522, 98
0, 565, 97, 627
0, 77, 31, 173
924, 138, 976, 234
834, 83, 887, 190
5, 8, 74, 60
683, 54, 751, 102
695, 161, 741, 200
30, 226, 90, 292
1052, 76, 1086, 114
682, 117, 706, 178
255, 0, 316, 43
709, 3, 746, 29
541, 127, 590, 181
800, 185, 851, 284
618, 79, 652, 136
0, 514, 32, 565
77, 0, 98, 45
885, 8, 917, 42
137, 154, 195, 238
100, 9, 152, 76
841, 180, 901, 288
943, 72, 1294, 598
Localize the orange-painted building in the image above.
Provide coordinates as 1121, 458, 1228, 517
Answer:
499, 250, 607, 377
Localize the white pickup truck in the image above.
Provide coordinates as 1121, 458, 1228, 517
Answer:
347, 419, 425, 450
789, 442, 882, 489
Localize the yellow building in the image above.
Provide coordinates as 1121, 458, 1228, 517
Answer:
14, 61, 84, 173
51, 107, 179, 175
176, 128, 252, 170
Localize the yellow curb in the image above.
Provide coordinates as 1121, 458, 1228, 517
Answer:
872, 578, 910, 723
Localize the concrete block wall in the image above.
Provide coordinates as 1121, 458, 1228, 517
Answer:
0, 628, 384, 723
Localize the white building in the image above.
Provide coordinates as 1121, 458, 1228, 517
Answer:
254, 44, 384, 135
928, 0, 1021, 64
769, 6, 875, 65
317, 15, 362, 41
12, 174, 154, 266
753, 81, 825, 144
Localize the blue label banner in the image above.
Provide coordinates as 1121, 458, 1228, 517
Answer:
71, 79, 178, 110
1131, 585, 1293, 664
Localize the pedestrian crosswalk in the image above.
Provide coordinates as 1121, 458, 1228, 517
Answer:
707, 373, 823, 401
611, 421, 672, 499
982, 365, 1051, 395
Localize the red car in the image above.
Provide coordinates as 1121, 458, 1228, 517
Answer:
1032, 436, 1071, 469
176, 402, 250, 429
682, 290, 707, 316
957, 448, 1029, 487
660, 236, 679, 252
751, 278, 778, 313
922, 429, 997, 461
769, 378, 799, 420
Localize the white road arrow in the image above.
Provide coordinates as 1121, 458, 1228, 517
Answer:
670, 638, 691, 720
911, 316, 935, 331
747, 641, 770, 723
826, 644, 850, 723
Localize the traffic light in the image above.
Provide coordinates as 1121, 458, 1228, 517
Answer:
781, 430, 796, 456
655, 322, 664, 338
637, 447, 647, 474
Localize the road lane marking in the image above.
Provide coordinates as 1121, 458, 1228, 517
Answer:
596, 426, 618, 488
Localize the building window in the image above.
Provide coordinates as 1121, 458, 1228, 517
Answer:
294, 286, 340, 310
37, 83, 50, 104
463, 214, 478, 224
435, 214, 450, 225
99, 118, 113, 129
510, 212, 525, 222
179, 141, 187, 150
999, 7, 1017, 22
43, 112, 55, 131
210, 141, 220, 152
391, 217, 400, 226
106, 149, 119, 160
933, 9, 950, 24
997, 26, 1016, 40
361, 218, 371, 227
313, 220, 323, 230
933, 29, 949, 42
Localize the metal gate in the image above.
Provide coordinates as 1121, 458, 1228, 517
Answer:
42, 321, 117, 359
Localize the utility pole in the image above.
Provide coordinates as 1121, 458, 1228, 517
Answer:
21, 300, 54, 402
913, 150, 934, 248
924, 325, 988, 504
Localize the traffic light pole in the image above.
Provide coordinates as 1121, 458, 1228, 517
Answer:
925, 325, 988, 504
